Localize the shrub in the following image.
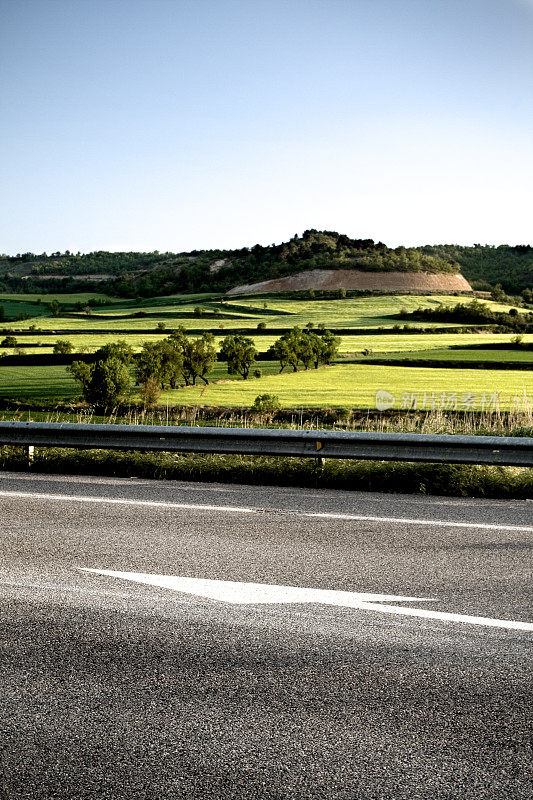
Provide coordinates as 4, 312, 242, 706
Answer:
251, 394, 281, 412
53, 339, 74, 354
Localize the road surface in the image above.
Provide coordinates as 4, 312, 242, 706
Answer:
1, 471, 532, 799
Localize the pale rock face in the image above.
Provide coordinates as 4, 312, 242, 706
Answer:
227, 269, 473, 295
210, 258, 230, 273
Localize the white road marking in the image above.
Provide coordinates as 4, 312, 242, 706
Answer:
79, 570, 533, 631
304, 512, 533, 532
0, 490, 255, 515
1, 490, 532, 531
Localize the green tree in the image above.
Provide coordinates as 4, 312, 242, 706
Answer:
48, 299, 60, 317
183, 332, 217, 385
268, 328, 305, 372
490, 284, 506, 302
140, 376, 161, 408
317, 329, 341, 366
220, 334, 257, 379
269, 336, 291, 372
83, 357, 132, 411
136, 341, 165, 386
168, 328, 216, 385
95, 340, 134, 365
136, 339, 183, 389
68, 339, 136, 409
1, 335, 17, 347
53, 339, 74, 354
67, 360, 93, 392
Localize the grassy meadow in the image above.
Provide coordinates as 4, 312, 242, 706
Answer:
0, 291, 531, 412
3, 292, 525, 333
0, 362, 530, 412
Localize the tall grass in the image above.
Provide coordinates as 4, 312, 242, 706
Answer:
1, 404, 532, 436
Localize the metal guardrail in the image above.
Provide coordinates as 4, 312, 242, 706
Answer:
0, 421, 532, 466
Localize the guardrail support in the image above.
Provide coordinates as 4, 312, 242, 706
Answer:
25, 445, 35, 468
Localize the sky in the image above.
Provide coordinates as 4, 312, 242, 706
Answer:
1, 0, 532, 254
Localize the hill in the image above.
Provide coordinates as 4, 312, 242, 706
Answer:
228, 269, 471, 295
419, 244, 533, 294
1, 230, 530, 298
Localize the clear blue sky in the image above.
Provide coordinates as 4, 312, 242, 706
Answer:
1, 0, 532, 254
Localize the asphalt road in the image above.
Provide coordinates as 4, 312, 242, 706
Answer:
1, 471, 532, 799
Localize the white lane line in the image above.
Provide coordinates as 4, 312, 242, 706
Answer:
303, 512, 533, 532
0, 490, 532, 531
80, 570, 533, 632
0, 490, 255, 515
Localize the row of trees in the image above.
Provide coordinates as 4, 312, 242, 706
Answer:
67, 326, 340, 410
268, 328, 340, 371
407, 299, 533, 333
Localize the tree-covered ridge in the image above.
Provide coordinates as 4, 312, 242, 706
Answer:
0, 230, 460, 298
419, 244, 533, 294
2, 233, 531, 299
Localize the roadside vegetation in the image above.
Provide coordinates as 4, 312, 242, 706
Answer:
0, 442, 530, 500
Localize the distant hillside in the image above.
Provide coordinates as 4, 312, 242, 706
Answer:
228, 269, 472, 296
1, 230, 529, 298
419, 244, 533, 294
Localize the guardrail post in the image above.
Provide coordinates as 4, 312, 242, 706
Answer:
315, 440, 325, 469
25, 445, 35, 468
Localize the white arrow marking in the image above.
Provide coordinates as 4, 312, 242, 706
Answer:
79, 569, 533, 631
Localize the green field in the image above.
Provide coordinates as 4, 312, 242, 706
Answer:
0, 362, 530, 411
3, 293, 525, 333
1, 291, 531, 412
359, 348, 533, 364
1, 331, 531, 358
155, 365, 532, 411
0, 292, 118, 303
